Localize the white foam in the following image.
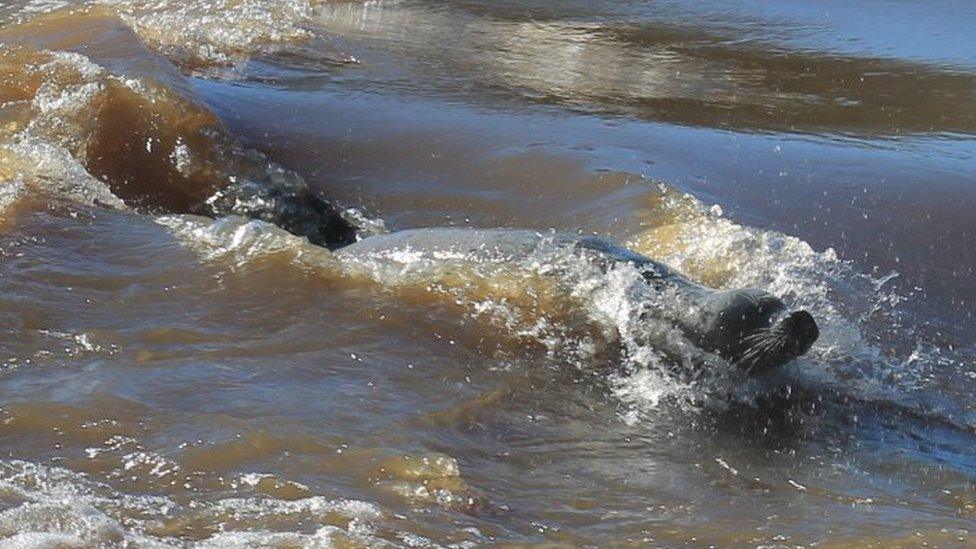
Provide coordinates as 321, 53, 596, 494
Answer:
156, 214, 339, 270
3, 140, 125, 210
0, 459, 389, 547
0, 180, 25, 216
1, 47, 125, 211
13, 0, 74, 19
615, 187, 937, 415
99, 0, 322, 67
194, 527, 347, 549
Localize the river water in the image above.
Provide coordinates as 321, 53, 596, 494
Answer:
0, 0, 974, 546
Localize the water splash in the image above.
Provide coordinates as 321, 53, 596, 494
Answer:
0, 459, 388, 546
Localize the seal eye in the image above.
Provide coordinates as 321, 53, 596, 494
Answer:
754, 294, 785, 324
720, 290, 785, 339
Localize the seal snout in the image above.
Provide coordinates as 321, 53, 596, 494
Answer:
778, 310, 819, 355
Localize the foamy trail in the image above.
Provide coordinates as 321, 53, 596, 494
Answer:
155, 214, 341, 272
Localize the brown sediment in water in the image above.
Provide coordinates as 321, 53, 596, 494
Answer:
85, 80, 230, 212
631, 220, 741, 288
372, 452, 490, 514
0, 399, 141, 444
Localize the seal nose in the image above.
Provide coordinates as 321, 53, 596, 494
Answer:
780, 310, 819, 354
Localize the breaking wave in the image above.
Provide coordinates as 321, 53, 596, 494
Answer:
5, 0, 351, 71
0, 5, 372, 247
318, 184, 973, 430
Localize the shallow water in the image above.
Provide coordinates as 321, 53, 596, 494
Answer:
0, 0, 974, 546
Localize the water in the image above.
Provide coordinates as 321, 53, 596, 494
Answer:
0, 0, 974, 546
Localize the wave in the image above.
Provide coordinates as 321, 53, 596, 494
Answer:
0, 6, 369, 246
107, 0, 357, 71
622, 188, 973, 431
311, 183, 971, 431
4, 0, 346, 71
156, 214, 341, 271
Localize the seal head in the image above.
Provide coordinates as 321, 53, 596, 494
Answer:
689, 288, 819, 374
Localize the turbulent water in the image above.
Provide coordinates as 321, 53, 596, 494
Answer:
0, 0, 974, 546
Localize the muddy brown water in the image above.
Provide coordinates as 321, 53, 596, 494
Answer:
0, 0, 974, 546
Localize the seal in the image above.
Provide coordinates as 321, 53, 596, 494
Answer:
338, 228, 819, 374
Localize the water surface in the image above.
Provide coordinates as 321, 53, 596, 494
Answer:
0, 0, 974, 546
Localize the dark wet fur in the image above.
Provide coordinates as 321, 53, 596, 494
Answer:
205, 178, 358, 249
